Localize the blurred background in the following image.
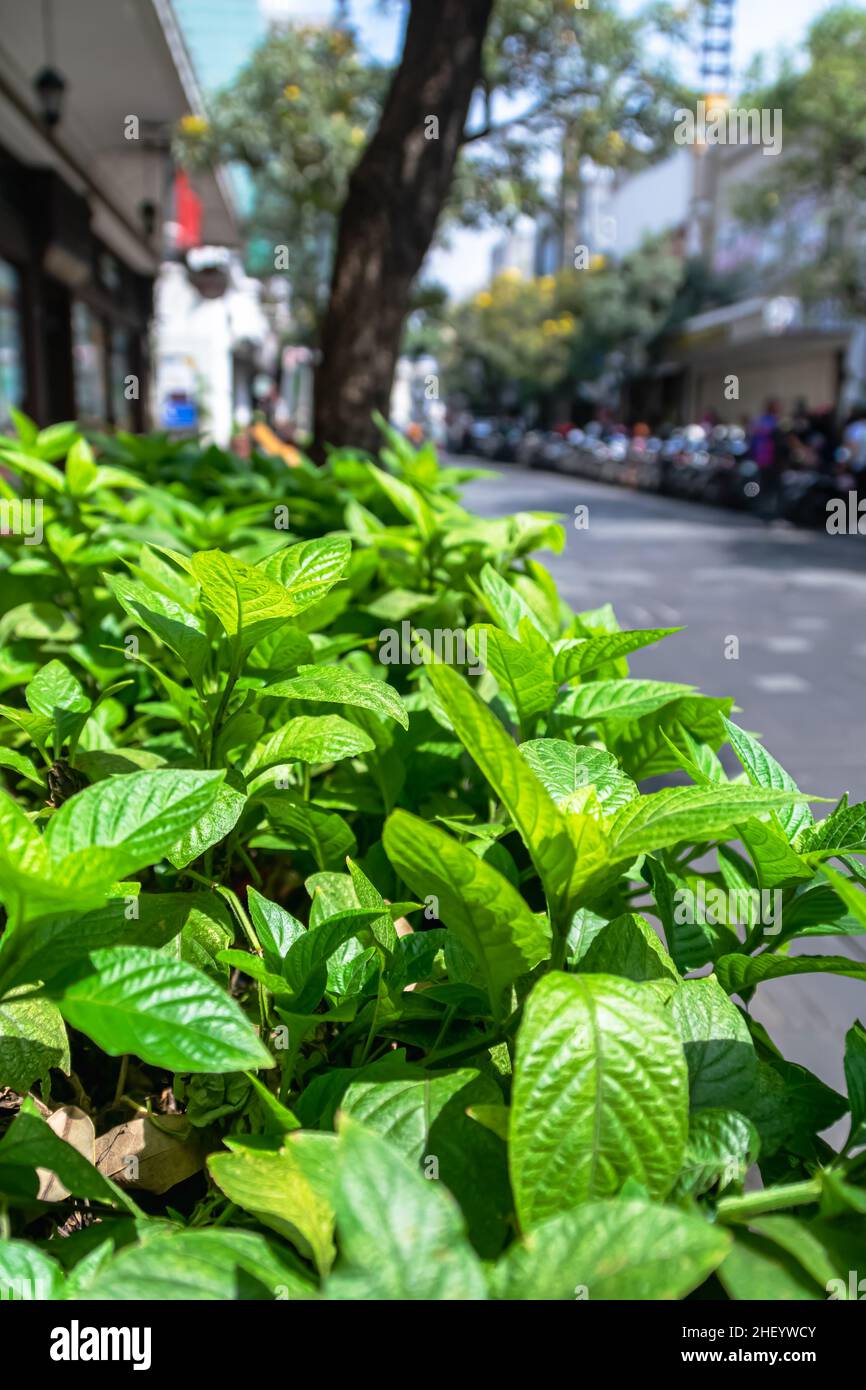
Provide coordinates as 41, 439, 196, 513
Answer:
1, 0, 865, 1104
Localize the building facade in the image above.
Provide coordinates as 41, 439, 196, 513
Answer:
0, 0, 237, 432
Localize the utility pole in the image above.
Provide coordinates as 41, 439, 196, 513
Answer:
687, 0, 736, 262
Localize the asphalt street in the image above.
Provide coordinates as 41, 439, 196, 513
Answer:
464, 463, 866, 1118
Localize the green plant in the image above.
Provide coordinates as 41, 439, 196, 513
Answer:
0, 415, 865, 1301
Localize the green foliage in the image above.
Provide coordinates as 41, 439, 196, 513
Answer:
0, 415, 865, 1300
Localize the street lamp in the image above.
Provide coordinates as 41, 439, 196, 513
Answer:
33, 66, 66, 128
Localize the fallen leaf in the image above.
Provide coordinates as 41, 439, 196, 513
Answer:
94, 1114, 204, 1194
38, 1105, 95, 1201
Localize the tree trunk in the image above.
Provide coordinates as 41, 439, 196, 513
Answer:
312, 0, 494, 458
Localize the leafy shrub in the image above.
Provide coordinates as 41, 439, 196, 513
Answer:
0, 413, 865, 1300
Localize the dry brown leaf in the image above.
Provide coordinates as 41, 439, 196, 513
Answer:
38, 1105, 95, 1201
94, 1114, 204, 1194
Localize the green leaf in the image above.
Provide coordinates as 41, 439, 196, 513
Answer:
25, 659, 90, 721
77, 1228, 315, 1300
341, 1067, 511, 1257
554, 678, 693, 724
718, 1230, 824, 1300
426, 661, 588, 930
844, 1020, 866, 1148
670, 976, 758, 1111
191, 549, 305, 652
257, 535, 351, 612
50, 947, 273, 1073
383, 809, 550, 1018
673, 1109, 760, 1198
0, 1099, 136, 1212
797, 802, 866, 858
714, 952, 866, 995
106, 571, 210, 688
577, 912, 679, 984
45, 769, 225, 879
245, 715, 374, 776
247, 888, 305, 973
0, 991, 70, 1091
324, 1117, 487, 1300
209, 1132, 338, 1274
493, 1200, 730, 1300
166, 784, 246, 870
470, 622, 557, 729
723, 717, 814, 840
0, 1240, 65, 1299
520, 738, 637, 813
554, 627, 681, 681
365, 463, 436, 539
260, 793, 356, 870
0, 892, 230, 993
510, 972, 688, 1227
821, 865, 866, 929
643, 858, 740, 972
477, 562, 546, 635
281, 910, 382, 1006
262, 664, 408, 729
0, 748, 43, 788
608, 784, 814, 859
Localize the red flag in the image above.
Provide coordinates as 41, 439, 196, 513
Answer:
174, 170, 203, 250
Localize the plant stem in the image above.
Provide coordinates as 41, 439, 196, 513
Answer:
715, 1178, 821, 1223
113, 1056, 129, 1106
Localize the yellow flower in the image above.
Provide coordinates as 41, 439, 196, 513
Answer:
558, 313, 575, 331
606, 131, 625, 153
589, 253, 606, 272
542, 318, 559, 336
539, 275, 556, 294
499, 267, 523, 282
474, 291, 493, 309
284, 84, 302, 102
350, 126, 366, 146
179, 113, 208, 136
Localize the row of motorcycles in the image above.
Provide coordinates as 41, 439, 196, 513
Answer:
457, 420, 866, 529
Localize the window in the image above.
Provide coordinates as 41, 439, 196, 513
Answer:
0, 258, 25, 429
72, 300, 107, 423
110, 327, 135, 429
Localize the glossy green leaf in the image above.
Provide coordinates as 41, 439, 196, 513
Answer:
246, 715, 374, 776
715, 951, 866, 995
608, 784, 813, 859
510, 972, 688, 1227
209, 1132, 338, 1274
50, 947, 273, 1073
325, 1117, 487, 1300
493, 1199, 730, 1300
262, 664, 408, 729
520, 738, 637, 813
383, 809, 550, 1016
723, 717, 814, 840
45, 768, 225, 878
0, 991, 70, 1091
670, 976, 758, 1111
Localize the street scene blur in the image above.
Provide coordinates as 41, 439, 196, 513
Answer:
1, 0, 865, 1108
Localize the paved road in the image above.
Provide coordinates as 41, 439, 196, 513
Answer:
464, 463, 866, 1118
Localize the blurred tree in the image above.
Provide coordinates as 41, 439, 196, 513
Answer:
734, 5, 866, 316
178, 25, 387, 342
441, 237, 686, 416
179, 0, 694, 453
